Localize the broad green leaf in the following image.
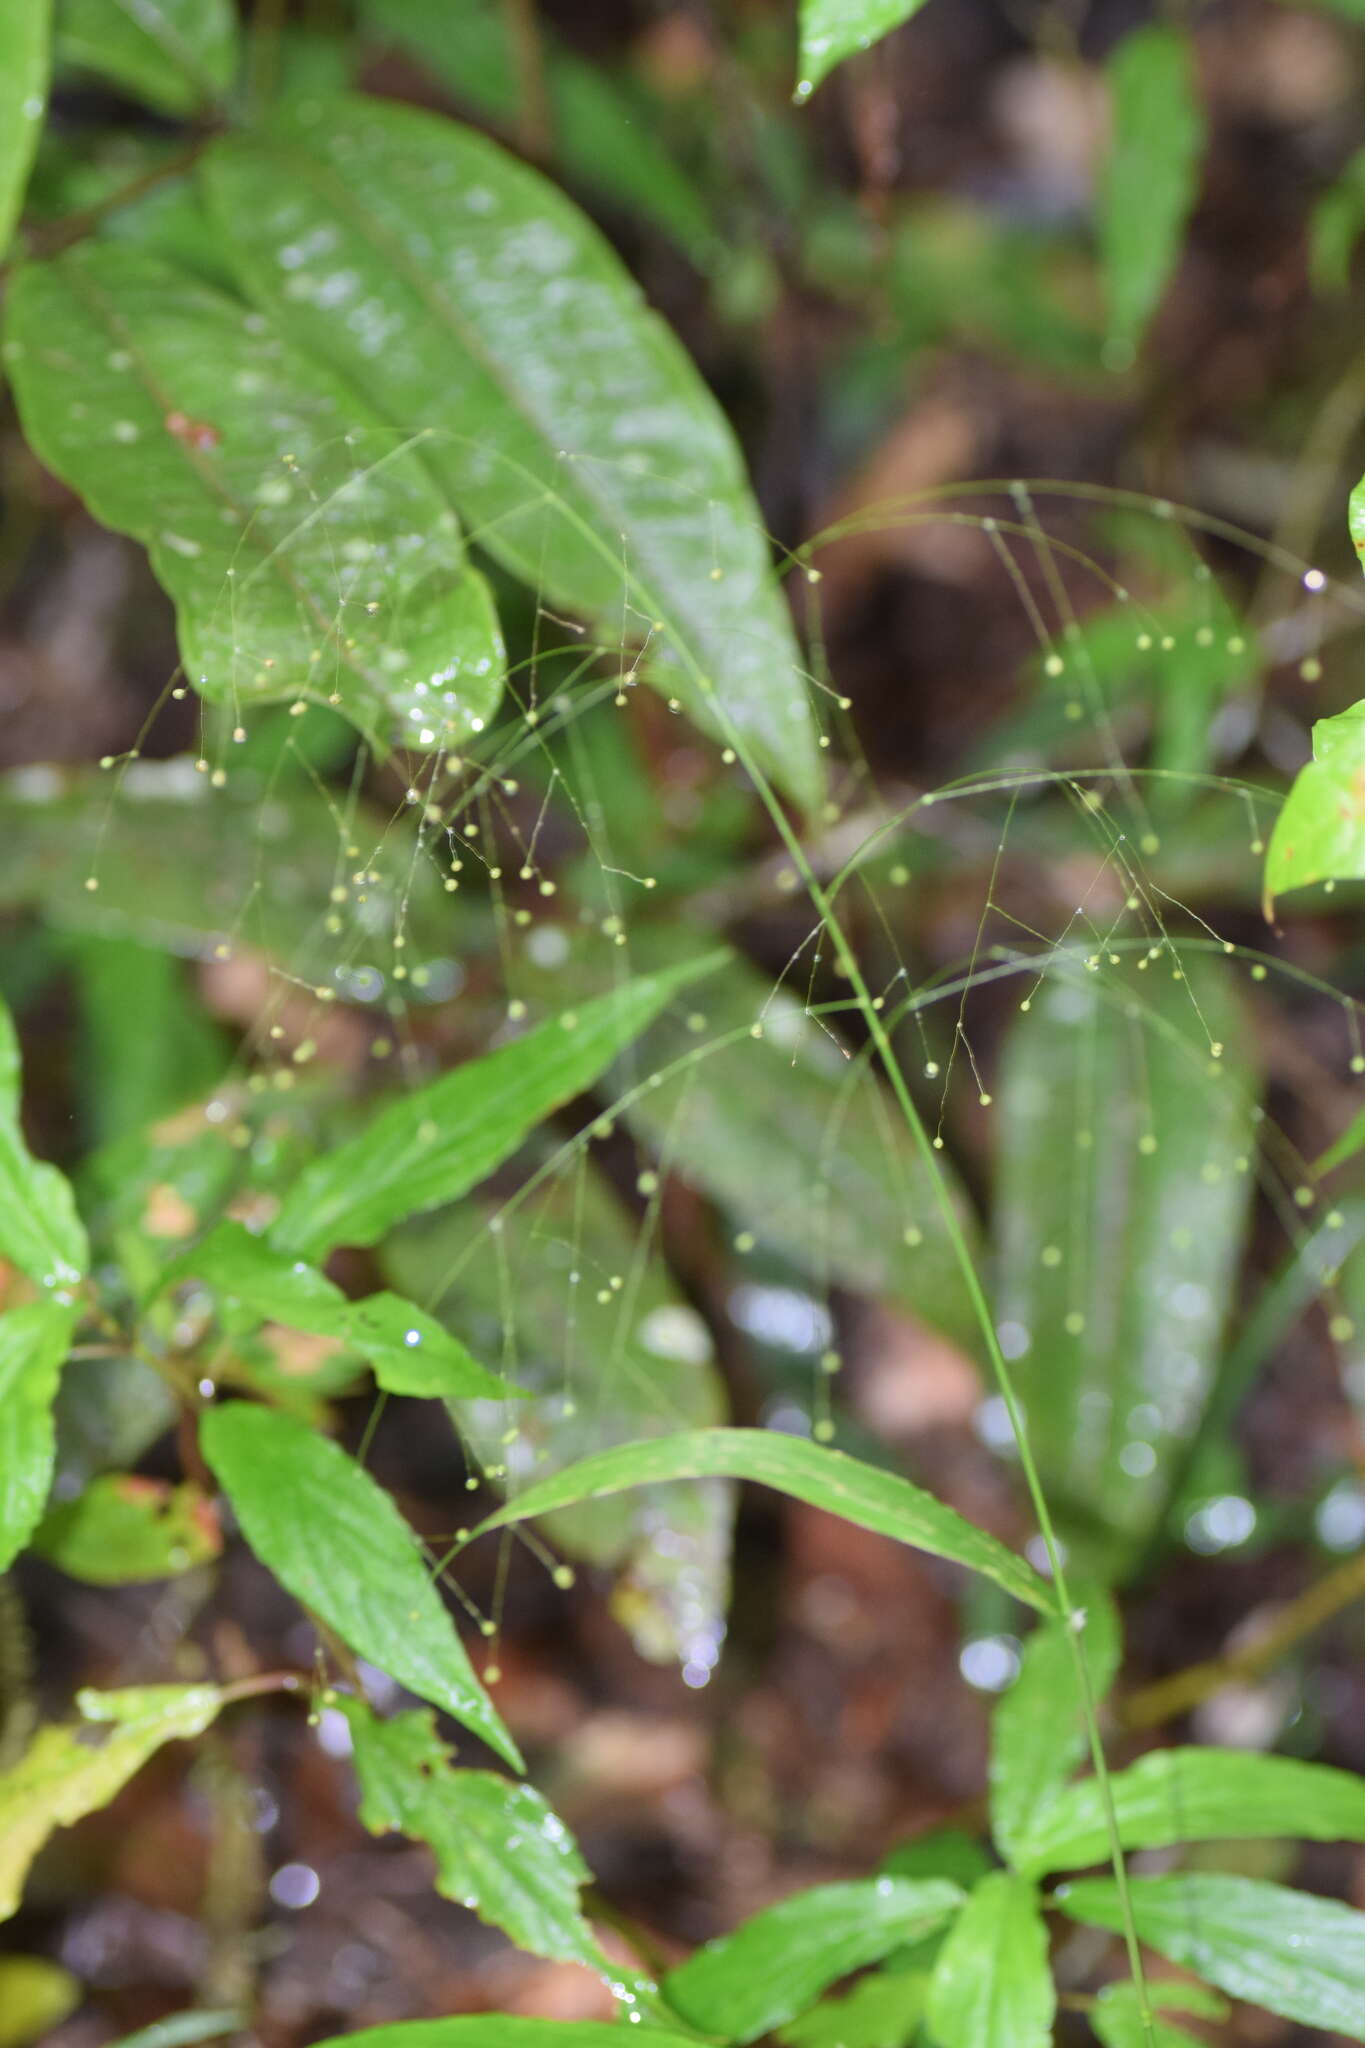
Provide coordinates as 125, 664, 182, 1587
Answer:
990, 1593, 1120, 1867
1264, 700, 1365, 911
0, 1301, 80, 1572
165, 1217, 349, 1329
0, 0, 50, 256
616, 946, 977, 1345
3, 244, 504, 754
0, 1956, 80, 2046
33, 1475, 220, 1583
476, 1428, 1051, 1613
201, 99, 823, 809
0, 1683, 226, 1920
385, 1162, 730, 1668
778, 1966, 928, 2048
663, 1879, 963, 2043
880, 1826, 993, 1891
993, 953, 1255, 1574
1058, 1872, 1365, 2040
339, 1698, 601, 1967
313, 2027, 704, 2048
0, 999, 88, 1289
105, 2018, 244, 2048
55, 0, 237, 114
200, 1401, 520, 1768
796, 0, 930, 100
69, 935, 226, 1144
1100, 26, 1204, 356
0, 760, 466, 982
1092, 1980, 1226, 2048
1012, 1745, 1365, 1876
924, 1872, 1053, 2048
347, 1293, 514, 1401
271, 957, 720, 1259
362, 0, 714, 265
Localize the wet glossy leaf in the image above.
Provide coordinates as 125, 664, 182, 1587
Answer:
1058, 1872, 1365, 2039
0, 998, 88, 1289
339, 1698, 601, 1966
796, 0, 930, 100
477, 1428, 1051, 1612
0, 1957, 81, 2048
54, 0, 237, 115
69, 935, 226, 1144
0, 0, 50, 256
778, 1966, 928, 2048
4, 244, 504, 753
617, 946, 977, 1345
993, 952, 1256, 1575
1012, 1746, 1365, 1876
924, 1873, 1053, 2048
346, 1293, 513, 1402
385, 1161, 730, 1668
1092, 1980, 1226, 2048
0, 1301, 79, 1572
0, 1683, 226, 1920
0, 758, 460, 981
990, 1593, 1120, 1866
200, 1401, 520, 1768
272, 956, 720, 1259
202, 98, 823, 808
1100, 26, 1204, 355
33, 1475, 220, 1583
362, 0, 714, 265
663, 1879, 963, 2043
1264, 700, 1365, 911
164, 1217, 351, 1330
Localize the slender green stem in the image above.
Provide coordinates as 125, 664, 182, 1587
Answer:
716, 707, 1156, 2044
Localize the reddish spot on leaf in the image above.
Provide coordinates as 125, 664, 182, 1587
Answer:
164, 410, 221, 451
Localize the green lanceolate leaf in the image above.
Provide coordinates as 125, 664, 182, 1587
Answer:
617, 946, 977, 1345
384, 1162, 730, 1669
476, 1428, 1050, 1612
1013, 1745, 1365, 1876
0, 1300, 78, 1573
200, 1402, 520, 1768
346, 1293, 514, 1401
1264, 699, 1365, 911
1057, 1872, 1365, 2040
0, 759, 462, 980
989, 1593, 1120, 1867
924, 1872, 1053, 2048
0, 1684, 226, 1920
796, 0, 931, 100
3, 244, 504, 754
993, 952, 1255, 1574
33, 1475, 220, 1583
69, 935, 226, 1145
271, 957, 721, 1259
339, 1698, 602, 1967
103, 2017, 244, 2048
0, 0, 50, 256
1099, 25, 1204, 357
201, 98, 823, 809
0, 999, 87, 1289
663, 1879, 963, 2044
165, 1217, 351, 1329
1092, 1980, 1227, 2048
54, 0, 238, 115
362, 0, 714, 266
